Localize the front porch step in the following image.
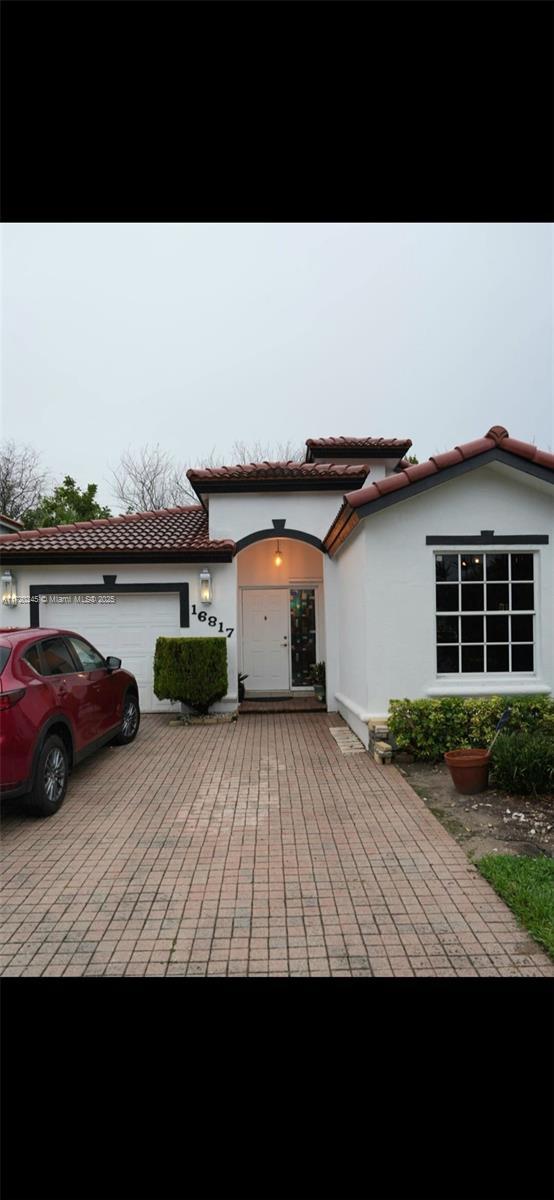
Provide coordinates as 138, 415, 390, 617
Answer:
239, 697, 326, 714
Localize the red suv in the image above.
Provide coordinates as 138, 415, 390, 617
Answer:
0, 627, 140, 817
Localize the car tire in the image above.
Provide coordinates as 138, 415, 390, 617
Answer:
25, 734, 69, 818
112, 693, 140, 745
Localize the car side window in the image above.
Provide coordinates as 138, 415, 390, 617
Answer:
67, 637, 106, 671
39, 638, 79, 676
24, 643, 43, 674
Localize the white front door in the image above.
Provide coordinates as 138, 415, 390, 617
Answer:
241, 589, 290, 692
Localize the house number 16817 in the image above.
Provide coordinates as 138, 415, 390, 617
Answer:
190, 605, 234, 637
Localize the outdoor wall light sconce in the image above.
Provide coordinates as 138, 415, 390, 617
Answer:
274, 541, 283, 567
1, 569, 17, 607
199, 568, 213, 604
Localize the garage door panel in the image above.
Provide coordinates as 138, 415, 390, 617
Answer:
39, 593, 182, 712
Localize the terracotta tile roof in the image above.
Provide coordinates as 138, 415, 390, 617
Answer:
0, 505, 235, 558
324, 426, 554, 556
0, 513, 23, 530
344, 426, 554, 510
305, 436, 412, 461
187, 460, 370, 492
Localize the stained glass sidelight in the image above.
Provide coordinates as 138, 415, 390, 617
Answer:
290, 588, 316, 686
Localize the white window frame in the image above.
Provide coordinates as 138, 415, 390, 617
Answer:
434, 549, 536, 678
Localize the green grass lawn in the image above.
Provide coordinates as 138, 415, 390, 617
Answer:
477, 854, 554, 959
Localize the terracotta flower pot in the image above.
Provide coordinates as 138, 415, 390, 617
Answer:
444, 748, 490, 795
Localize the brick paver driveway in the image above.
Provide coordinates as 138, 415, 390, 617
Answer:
1, 713, 552, 977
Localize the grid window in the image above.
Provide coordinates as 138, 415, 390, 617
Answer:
435, 552, 534, 674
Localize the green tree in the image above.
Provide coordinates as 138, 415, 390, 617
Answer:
22, 476, 112, 529
407, 454, 419, 465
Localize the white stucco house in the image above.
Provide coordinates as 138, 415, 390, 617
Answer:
1, 424, 552, 745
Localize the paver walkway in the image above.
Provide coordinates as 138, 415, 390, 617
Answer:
1, 713, 552, 976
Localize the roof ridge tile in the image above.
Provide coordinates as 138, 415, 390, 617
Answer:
331, 426, 553, 529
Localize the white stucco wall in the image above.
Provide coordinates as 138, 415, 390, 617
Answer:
237, 538, 323, 586
0, 559, 239, 711
335, 464, 553, 723
208, 492, 344, 543
332, 524, 371, 743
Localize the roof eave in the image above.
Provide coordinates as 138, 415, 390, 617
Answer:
189, 476, 368, 497
0, 548, 236, 566
324, 448, 554, 554
305, 443, 412, 463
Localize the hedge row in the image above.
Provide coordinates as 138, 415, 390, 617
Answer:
491, 732, 554, 796
388, 695, 554, 762
153, 637, 228, 715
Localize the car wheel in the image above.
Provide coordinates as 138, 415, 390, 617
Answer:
113, 693, 140, 745
26, 734, 69, 818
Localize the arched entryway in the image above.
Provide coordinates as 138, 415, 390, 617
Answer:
236, 534, 326, 702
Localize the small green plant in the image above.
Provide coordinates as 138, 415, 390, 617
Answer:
491, 731, 554, 796
388, 695, 554, 762
154, 637, 228, 715
312, 661, 326, 701
312, 662, 326, 687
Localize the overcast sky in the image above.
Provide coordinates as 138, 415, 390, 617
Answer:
1, 223, 552, 511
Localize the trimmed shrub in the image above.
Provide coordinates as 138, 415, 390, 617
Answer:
388, 695, 554, 762
154, 637, 228, 715
491, 732, 554, 796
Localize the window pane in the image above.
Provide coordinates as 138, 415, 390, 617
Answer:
290, 589, 316, 687
485, 554, 509, 581
486, 583, 509, 611
511, 614, 533, 642
68, 637, 106, 671
436, 584, 458, 612
460, 554, 483, 581
512, 583, 534, 611
437, 645, 459, 673
461, 616, 483, 643
436, 616, 458, 643
511, 554, 533, 581
486, 615, 509, 642
486, 645, 509, 672
461, 584, 484, 611
435, 554, 458, 582
40, 638, 77, 676
461, 645, 484, 672
512, 644, 534, 672
24, 644, 42, 673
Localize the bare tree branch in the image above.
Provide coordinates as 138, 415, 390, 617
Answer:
109, 440, 306, 514
0, 441, 50, 520
109, 444, 195, 512
230, 440, 304, 464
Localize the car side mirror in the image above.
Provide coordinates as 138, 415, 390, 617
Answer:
105, 656, 122, 672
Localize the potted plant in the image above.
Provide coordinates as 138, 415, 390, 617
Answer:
312, 661, 326, 704
444, 707, 511, 795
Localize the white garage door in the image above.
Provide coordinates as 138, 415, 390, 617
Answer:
39, 592, 182, 713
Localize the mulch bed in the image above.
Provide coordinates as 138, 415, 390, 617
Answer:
400, 760, 553, 860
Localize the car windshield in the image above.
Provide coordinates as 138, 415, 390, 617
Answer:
0, 646, 11, 674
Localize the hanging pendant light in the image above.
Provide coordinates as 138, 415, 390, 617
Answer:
274, 541, 283, 567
